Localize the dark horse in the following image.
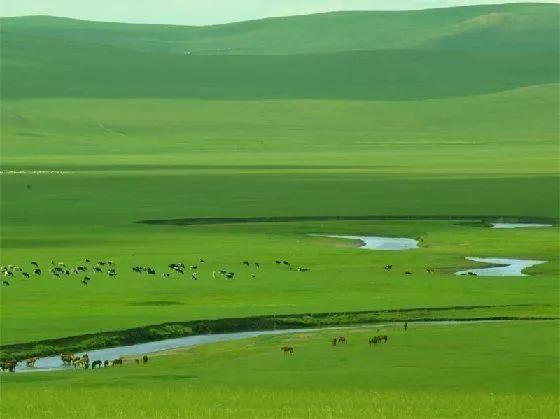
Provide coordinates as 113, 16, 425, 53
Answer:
369, 335, 389, 346
281, 346, 294, 355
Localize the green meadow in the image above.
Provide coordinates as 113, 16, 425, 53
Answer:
1, 322, 558, 418
1, 3, 559, 418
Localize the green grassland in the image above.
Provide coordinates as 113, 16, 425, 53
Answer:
1, 3, 559, 418
2, 3, 558, 54
1, 322, 558, 418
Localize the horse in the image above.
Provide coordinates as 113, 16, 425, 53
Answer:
60, 353, 74, 365
142, 355, 148, 364
112, 358, 123, 365
331, 338, 337, 346
104, 360, 109, 368
281, 346, 294, 355
26, 357, 38, 367
0, 360, 17, 372
369, 335, 389, 346
91, 360, 102, 369
337, 336, 347, 344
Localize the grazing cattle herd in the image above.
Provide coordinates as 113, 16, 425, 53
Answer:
1, 252, 429, 373
0, 258, 314, 288
1, 256, 446, 289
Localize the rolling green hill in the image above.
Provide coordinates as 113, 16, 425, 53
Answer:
1, 3, 558, 100
1, 3, 558, 55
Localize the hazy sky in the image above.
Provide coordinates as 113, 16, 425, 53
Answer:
1, 1, 556, 25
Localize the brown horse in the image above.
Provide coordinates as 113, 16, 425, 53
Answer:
337, 336, 347, 344
281, 346, 294, 355
60, 353, 74, 365
331, 338, 337, 346
26, 357, 38, 367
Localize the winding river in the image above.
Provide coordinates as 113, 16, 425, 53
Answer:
491, 223, 552, 229
14, 320, 510, 373
455, 257, 546, 276
312, 234, 418, 250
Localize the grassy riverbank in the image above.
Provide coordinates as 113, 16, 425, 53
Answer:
1, 321, 557, 418
1, 304, 556, 361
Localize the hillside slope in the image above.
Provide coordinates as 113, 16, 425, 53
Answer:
2, 4, 558, 100
1, 3, 558, 55
1, 35, 557, 100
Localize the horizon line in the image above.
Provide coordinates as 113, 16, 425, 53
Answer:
1, 2, 557, 28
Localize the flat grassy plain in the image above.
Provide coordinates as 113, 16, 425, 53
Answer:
1, 4, 559, 418
1, 322, 558, 418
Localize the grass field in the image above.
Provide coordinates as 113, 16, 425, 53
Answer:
1, 3, 559, 418
1, 321, 558, 418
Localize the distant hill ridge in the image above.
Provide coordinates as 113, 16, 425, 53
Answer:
1, 3, 558, 100
2, 3, 559, 54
